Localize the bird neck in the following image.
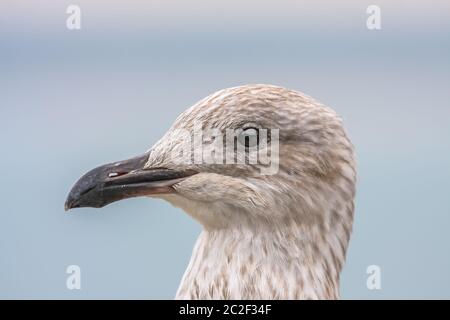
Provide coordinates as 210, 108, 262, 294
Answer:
175, 223, 343, 299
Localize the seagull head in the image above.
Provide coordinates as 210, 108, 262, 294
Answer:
65, 84, 356, 232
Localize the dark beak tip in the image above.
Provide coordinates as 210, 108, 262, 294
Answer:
64, 190, 79, 212
64, 195, 74, 212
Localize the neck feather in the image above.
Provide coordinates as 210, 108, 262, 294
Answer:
175, 221, 346, 299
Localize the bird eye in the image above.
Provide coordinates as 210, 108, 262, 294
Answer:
237, 127, 259, 148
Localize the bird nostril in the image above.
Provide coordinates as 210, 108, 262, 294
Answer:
108, 171, 128, 178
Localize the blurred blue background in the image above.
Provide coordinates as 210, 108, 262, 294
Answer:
1, 0, 449, 299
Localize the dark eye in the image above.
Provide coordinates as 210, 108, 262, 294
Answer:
237, 127, 259, 148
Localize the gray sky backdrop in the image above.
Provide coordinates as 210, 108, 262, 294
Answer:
1, 0, 449, 298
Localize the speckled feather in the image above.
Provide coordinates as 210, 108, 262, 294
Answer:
144, 84, 356, 299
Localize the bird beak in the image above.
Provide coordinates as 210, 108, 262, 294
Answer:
64, 153, 196, 211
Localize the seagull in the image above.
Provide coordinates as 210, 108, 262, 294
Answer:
65, 84, 356, 299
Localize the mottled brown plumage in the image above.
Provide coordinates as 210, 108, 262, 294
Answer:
148, 84, 357, 299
